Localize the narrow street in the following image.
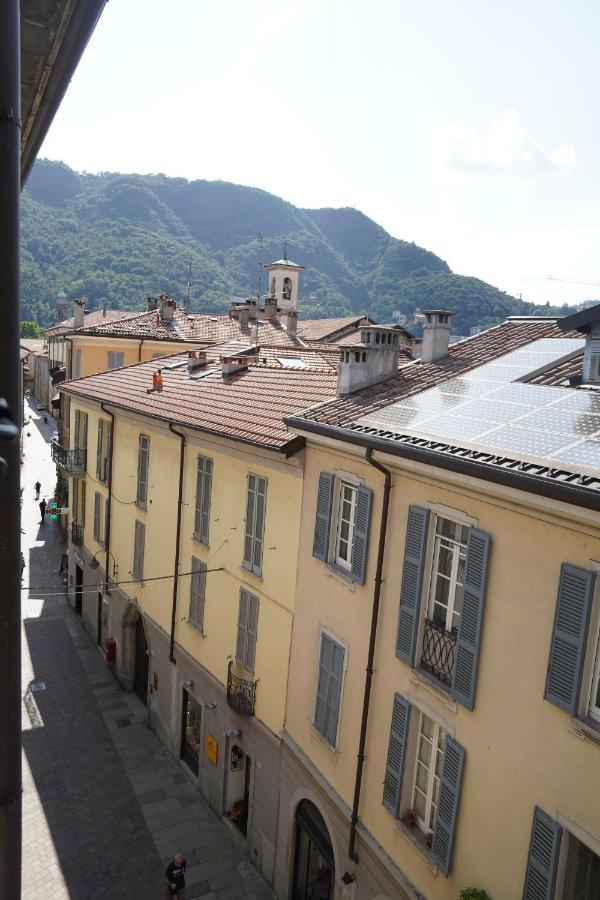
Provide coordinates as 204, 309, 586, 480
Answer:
20, 399, 276, 900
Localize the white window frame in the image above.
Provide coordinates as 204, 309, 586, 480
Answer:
411, 710, 445, 836
333, 479, 358, 572
426, 515, 468, 633
587, 626, 600, 725
556, 827, 600, 899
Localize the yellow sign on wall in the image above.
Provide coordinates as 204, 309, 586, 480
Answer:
205, 732, 218, 765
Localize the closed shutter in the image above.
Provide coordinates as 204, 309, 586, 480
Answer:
431, 736, 465, 877
96, 420, 103, 479
243, 475, 256, 568
351, 486, 372, 585
72, 477, 78, 520
189, 557, 206, 630
252, 477, 266, 575
236, 590, 249, 665
382, 693, 411, 816
194, 456, 212, 544
396, 506, 430, 666
93, 492, 100, 542
452, 528, 491, 710
314, 633, 332, 736
80, 481, 86, 527
313, 473, 334, 561
82, 413, 88, 451
314, 633, 344, 747
103, 497, 109, 548
544, 564, 595, 714
137, 436, 149, 507
245, 593, 259, 671
133, 521, 145, 579
522, 807, 562, 900
74, 409, 80, 450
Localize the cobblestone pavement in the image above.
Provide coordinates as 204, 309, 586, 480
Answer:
21, 400, 276, 900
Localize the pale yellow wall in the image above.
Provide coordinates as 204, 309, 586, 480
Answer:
68, 404, 110, 555
68, 396, 303, 735
287, 439, 600, 899
70, 336, 202, 378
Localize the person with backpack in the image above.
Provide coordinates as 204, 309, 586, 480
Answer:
39, 499, 47, 522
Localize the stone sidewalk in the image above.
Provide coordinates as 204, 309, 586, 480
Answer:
21, 400, 276, 900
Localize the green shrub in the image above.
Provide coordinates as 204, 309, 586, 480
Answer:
460, 890, 491, 900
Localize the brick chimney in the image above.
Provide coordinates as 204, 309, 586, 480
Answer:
238, 306, 250, 327
147, 296, 158, 311
263, 296, 278, 318
187, 350, 207, 374
286, 310, 298, 337
420, 310, 453, 363
337, 325, 400, 396
101, 300, 107, 318
160, 294, 176, 321
221, 354, 249, 378
73, 299, 85, 329
246, 299, 258, 320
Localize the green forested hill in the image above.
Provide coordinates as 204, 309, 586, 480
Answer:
21, 159, 569, 333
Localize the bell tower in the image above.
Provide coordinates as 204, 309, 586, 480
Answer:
264, 249, 303, 312
55, 290, 68, 323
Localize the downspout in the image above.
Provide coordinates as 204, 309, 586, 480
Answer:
168, 423, 186, 664
100, 403, 115, 593
348, 448, 392, 864
138, 339, 144, 363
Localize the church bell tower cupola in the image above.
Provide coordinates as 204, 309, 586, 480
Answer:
264, 249, 303, 312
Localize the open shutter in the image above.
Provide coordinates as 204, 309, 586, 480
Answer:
314, 634, 333, 736
452, 528, 491, 710
324, 641, 344, 746
246, 594, 259, 671
80, 481, 86, 527
74, 409, 80, 450
244, 475, 255, 568
93, 492, 100, 542
72, 477, 78, 520
544, 564, 595, 714
82, 413, 88, 451
236, 590, 249, 665
522, 807, 562, 900
431, 736, 465, 877
351, 486, 372, 585
313, 473, 334, 561
382, 694, 410, 816
396, 506, 430, 666
96, 420, 103, 479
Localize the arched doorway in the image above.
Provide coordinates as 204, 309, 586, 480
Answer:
292, 800, 334, 900
133, 616, 148, 703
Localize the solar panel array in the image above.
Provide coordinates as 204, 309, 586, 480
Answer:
357, 338, 600, 474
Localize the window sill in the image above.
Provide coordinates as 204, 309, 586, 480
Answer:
240, 565, 262, 582
394, 820, 438, 875
186, 620, 206, 637
410, 670, 458, 713
191, 534, 209, 548
323, 565, 355, 591
569, 716, 600, 747
135, 501, 147, 511
309, 724, 340, 758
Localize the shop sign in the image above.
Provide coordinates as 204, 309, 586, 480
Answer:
205, 732, 218, 765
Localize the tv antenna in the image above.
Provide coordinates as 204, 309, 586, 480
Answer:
254, 234, 264, 345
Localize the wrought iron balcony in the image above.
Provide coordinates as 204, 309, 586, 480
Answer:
420, 618, 457, 687
71, 523, 84, 546
226, 661, 257, 716
51, 440, 86, 474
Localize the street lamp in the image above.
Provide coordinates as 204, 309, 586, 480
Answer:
88, 550, 118, 594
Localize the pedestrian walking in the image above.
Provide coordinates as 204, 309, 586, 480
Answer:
20, 553, 25, 581
34, 480, 41, 500
39, 499, 47, 522
164, 854, 186, 898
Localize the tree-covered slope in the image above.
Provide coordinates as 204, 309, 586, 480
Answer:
21, 159, 569, 333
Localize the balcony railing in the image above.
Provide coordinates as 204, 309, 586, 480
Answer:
226, 661, 257, 716
71, 523, 84, 546
51, 440, 86, 474
420, 618, 457, 687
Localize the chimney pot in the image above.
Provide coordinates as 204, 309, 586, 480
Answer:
160, 294, 176, 321
263, 296, 278, 318
187, 350, 207, 374
73, 299, 85, 329
420, 310, 453, 363
238, 306, 250, 327
336, 325, 400, 396
102, 300, 107, 317
286, 309, 298, 337
147, 296, 158, 311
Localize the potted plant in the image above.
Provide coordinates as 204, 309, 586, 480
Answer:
401, 809, 416, 828
460, 890, 491, 900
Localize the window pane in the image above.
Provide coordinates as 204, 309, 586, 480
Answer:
414, 789, 426, 821
418, 735, 432, 767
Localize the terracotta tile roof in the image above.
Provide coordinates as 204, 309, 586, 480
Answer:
527, 350, 584, 385
193, 342, 341, 372
296, 316, 373, 342
20, 339, 46, 352
60, 351, 338, 450
46, 309, 136, 336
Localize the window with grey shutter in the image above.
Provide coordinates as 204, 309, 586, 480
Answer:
136, 435, 149, 508
189, 556, 206, 630
80, 480, 86, 527
193, 455, 212, 545
93, 491, 101, 542
452, 528, 491, 710
243, 474, 267, 576
96, 419, 104, 479
133, 520, 145, 580
396, 506, 430, 666
312, 473, 333, 561
382, 693, 411, 816
350, 485, 372, 585
430, 736, 465, 877
523, 807, 562, 900
72, 477, 78, 520
74, 409, 81, 450
236, 590, 259, 671
81, 412, 88, 452
314, 633, 345, 747
103, 497, 109, 548
544, 564, 595, 715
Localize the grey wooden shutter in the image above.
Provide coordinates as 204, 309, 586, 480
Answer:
314, 633, 332, 736
189, 557, 206, 629
252, 476, 266, 575
137, 436, 149, 507
236, 590, 249, 664
522, 807, 562, 900
243, 475, 256, 568
382, 693, 411, 816
93, 492, 100, 542
96, 420, 103, 479
194, 456, 212, 544
452, 528, 491, 710
351, 486, 372, 585
72, 477, 78, 519
324, 641, 344, 745
431, 736, 465, 877
103, 497, 109, 548
134, 521, 145, 579
313, 473, 334, 561
544, 563, 595, 714
80, 480, 86, 527
74, 409, 80, 450
82, 413, 88, 451
246, 593, 259, 671
396, 506, 430, 666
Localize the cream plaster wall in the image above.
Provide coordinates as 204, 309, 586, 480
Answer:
70, 336, 200, 379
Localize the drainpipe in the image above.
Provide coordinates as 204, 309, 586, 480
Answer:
100, 403, 115, 593
348, 448, 392, 864
168, 423, 186, 663
138, 339, 145, 363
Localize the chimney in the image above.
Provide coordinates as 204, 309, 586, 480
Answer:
187, 350, 207, 374
160, 293, 176, 321
337, 325, 400, 397
245, 299, 258, 320
286, 309, 298, 337
238, 306, 250, 327
147, 296, 158, 311
102, 300, 107, 318
420, 310, 453, 363
229, 301, 239, 320
221, 354, 249, 378
263, 296, 278, 318
73, 299, 85, 329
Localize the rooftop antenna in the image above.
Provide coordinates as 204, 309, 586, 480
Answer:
283, 240, 288, 261
255, 234, 264, 345
183, 257, 193, 313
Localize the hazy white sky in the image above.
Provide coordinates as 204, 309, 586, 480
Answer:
41, 0, 600, 305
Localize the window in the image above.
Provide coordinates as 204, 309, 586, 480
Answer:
136, 435, 149, 508
73, 409, 88, 451
427, 517, 468, 632
72, 477, 78, 521
189, 556, 206, 631
236, 589, 259, 672
107, 351, 124, 370
589, 631, 600, 725
74, 349, 81, 379
193, 455, 212, 545
80, 480, 86, 527
243, 474, 266, 576
104, 497, 109, 548
132, 520, 145, 580
314, 633, 344, 747
93, 491, 102, 542
312, 472, 372, 585
96, 419, 110, 482
334, 480, 358, 570
561, 833, 600, 899
411, 711, 445, 835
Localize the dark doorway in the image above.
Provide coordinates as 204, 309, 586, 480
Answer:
74, 564, 83, 616
293, 800, 334, 900
133, 616, 148, 703
97, 592, 109, 647
180, 689, 202, 776
229, 749, 251, 837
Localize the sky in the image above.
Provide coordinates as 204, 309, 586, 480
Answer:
40, 0, 600, 306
